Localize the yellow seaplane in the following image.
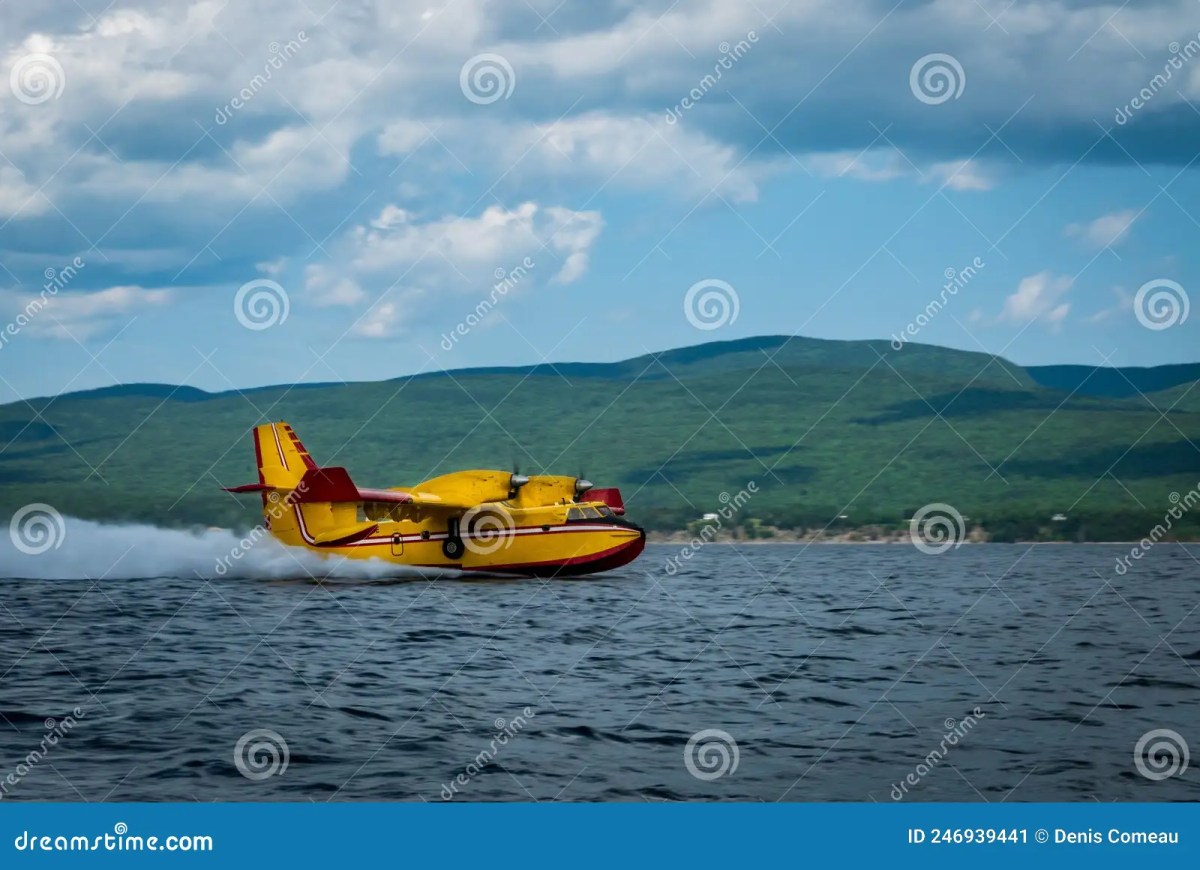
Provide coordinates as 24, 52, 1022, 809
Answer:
222, 422, 645, 577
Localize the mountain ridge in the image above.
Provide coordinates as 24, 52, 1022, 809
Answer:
2, 334, 1197, 541
10, 334, 1198, 406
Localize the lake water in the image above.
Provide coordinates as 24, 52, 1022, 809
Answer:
1, 541, 1197, 802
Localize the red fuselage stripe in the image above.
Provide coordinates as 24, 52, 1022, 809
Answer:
292, 506, 635, 549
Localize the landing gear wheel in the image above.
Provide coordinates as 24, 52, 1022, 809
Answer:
442, 518, 465, 560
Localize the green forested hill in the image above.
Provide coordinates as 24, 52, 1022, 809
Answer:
2, 336, 1198, 539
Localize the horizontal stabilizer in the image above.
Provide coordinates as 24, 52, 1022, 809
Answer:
222, 483, 272, 493
585, 487, 626, 515
296, 467, 413, 505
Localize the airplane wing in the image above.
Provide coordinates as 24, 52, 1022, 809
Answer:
225, 465, 483, 510
403, 492, 481, 511
293, 467, 414, 504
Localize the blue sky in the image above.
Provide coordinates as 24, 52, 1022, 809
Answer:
1, 0, 1198, 402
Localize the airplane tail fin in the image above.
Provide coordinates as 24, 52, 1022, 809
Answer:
223, 422, 384, 548
254, 421, 317, 490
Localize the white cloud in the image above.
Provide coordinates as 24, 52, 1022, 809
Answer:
0, 0, 1193, 331
804, 150, 906, 183
999, 272, 1072, 329
1, 285, 172, 339
928, 159, 994, 192
346, 201, 602, 280
369, 206, 412, 230
1086, 286, 1134, 323
353, 299, 400, 338
304, 264, 365, 307
379, 112, 768, 202
1065, 210, 1139, 248
313, 201, 603, 336
516, 112, 766, 203
802, 151, 995, 190
555, 251, 589, 284
0, 166, 49, 218
377, 121, 434, 157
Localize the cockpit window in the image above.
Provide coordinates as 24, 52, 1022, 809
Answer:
582, 506, 603, 519
596, 506, 613, 517
567, 507, 586, 521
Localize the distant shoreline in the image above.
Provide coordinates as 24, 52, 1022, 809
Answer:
645, 531, 1200, 545
644, 537, 1196, 545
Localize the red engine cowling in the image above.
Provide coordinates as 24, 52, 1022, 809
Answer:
584, 487, 626, 515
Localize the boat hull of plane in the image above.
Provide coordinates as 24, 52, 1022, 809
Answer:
292, 510, 646, 577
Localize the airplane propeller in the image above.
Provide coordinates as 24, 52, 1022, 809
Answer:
509, 459, 529, 490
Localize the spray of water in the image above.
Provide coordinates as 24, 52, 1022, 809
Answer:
0, 517, 448, 581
